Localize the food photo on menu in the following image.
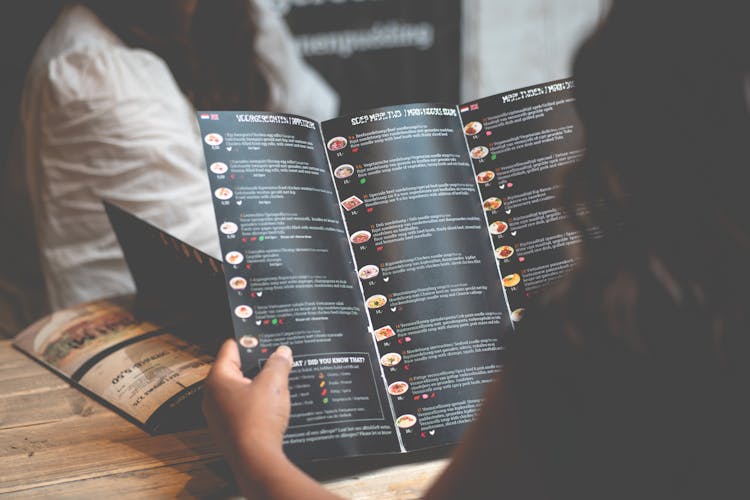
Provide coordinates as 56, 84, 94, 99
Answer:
13, 78, 598, 462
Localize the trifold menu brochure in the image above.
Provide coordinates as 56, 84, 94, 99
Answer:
196, 78, 596, 459
14, 78, 596, 461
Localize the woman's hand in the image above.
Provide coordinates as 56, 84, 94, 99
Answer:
202, 340, 341, 499
203, 339, 293, 460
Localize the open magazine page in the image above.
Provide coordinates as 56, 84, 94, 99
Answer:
13, 297, 211, 433
460, 79, 600, 317
197, 112, 400, 460
321, 105, 512, 451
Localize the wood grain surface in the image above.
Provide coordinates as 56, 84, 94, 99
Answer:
0, 340, 448, 498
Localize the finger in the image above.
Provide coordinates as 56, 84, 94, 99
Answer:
254, 346, 293, 390
210, 338, 244, 381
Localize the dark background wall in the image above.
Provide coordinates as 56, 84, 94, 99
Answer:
281, 0, 462, 113
0, 1, 462, 165
0, 3, 62, 167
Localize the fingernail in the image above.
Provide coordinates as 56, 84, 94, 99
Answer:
275, 345, 292, 362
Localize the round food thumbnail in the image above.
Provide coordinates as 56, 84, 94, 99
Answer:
373, 325, 395, 342
380, 352, 402, 367
220, 222, 238, 235
388, 381, 410, 396
350, 230, 371, 244
204, 133, 223, 146
238, 335, 258, 348
483, 197, 502, 211
358, 265, 380, 280
495, 245, 514, 260
334, 164, 354, 179
476, 170, 495, 183
210, 162, 228, 174
214, 187, 233, 200
489, 220, 508, 235
396, 414, 417, 428
470, 146, 489, 159
327, 136, 347, 151
502, 273, 521, 288
225, 251, 244, 265
229, 277, 247, 290
234, 305, 253, 319
366, 294, 387, 309
464, 121, 483, 135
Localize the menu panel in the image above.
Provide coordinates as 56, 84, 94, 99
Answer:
322, 105, 512, 450
460, 79, 601, 318
198, 112, 399, 460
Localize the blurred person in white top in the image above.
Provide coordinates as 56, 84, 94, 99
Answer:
10, 0, 338, 310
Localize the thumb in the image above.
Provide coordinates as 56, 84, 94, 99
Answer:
254, 345, 293, 389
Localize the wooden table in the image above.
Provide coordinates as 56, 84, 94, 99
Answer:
0, 340, 449, 498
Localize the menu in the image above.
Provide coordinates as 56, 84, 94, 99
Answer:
12, 209, 230, 434
197, 78, 596, 460
12, 296, 212, 433
13, 79, 596, 459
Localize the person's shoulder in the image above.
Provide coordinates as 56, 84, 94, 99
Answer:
30, 4, 119, 64
26, 5, 176, 109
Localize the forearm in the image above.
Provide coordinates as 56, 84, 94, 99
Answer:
230, 440, 341, 500
424, 376, 542, 500
203, 344, 340, 500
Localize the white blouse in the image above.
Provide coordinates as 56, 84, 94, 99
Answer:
13, 2, 338, 310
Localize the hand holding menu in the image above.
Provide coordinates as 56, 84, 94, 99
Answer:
197, 78, 594, 460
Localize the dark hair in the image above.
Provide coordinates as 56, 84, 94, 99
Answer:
82, 0, 270, 110
564, 0, 750, 365
510, 1, 750, 497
